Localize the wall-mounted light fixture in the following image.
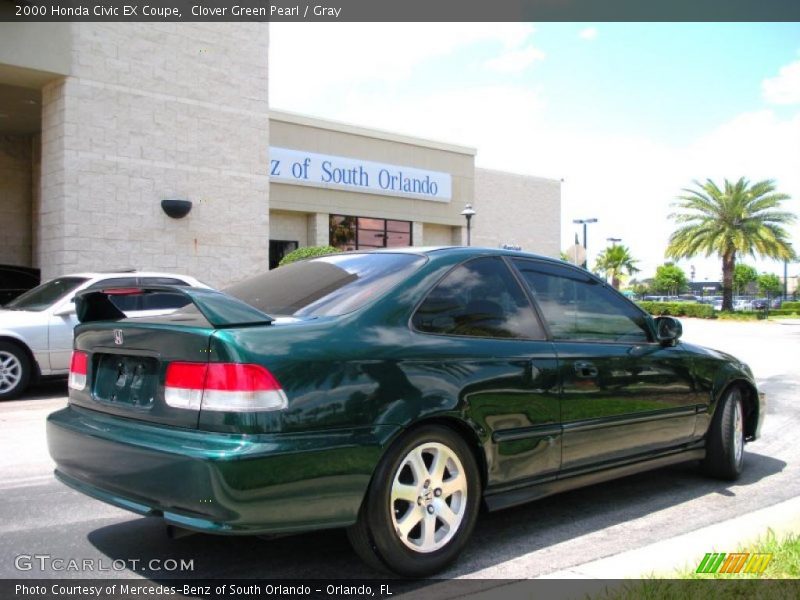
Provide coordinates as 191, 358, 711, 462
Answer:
161, 199, 192, 219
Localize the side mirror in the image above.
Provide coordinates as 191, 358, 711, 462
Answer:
52, 304, 76, 317
655, 316, 682, 346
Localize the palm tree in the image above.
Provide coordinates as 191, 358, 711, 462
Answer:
666, 178, 795, 311
594, 244, 640, 289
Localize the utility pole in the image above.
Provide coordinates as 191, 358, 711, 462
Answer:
573, 218, 598, 269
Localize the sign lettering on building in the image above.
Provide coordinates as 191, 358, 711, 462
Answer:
269, 147, 452, 202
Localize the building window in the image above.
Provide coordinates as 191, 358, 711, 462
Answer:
329, 215, 412, 251
269, 240, 299, 270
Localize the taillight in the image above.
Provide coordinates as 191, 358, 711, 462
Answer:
164, 362, 287, 412
68, 351, 88, 391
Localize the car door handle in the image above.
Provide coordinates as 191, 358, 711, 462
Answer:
574, 361, 598, 378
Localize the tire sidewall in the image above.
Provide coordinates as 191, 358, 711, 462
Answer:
725, 389, 745, 475
0, 342, 31, 400
365, 425, 481, 577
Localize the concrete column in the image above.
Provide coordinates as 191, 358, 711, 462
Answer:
412, 222, 423, 247
38, 23, 270, 287
0, 136, 33, 266
307, 212, 329, 247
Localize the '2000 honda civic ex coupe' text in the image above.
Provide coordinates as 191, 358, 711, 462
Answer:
47, 247, 763, 576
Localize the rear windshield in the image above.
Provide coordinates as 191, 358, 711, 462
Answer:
5, 276, 89, 311
224, 253, 426, 317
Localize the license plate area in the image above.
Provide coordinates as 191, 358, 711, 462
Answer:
93, 354, 159, 408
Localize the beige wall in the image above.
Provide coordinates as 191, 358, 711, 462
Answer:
422, 222, 458, 246
0, 136, 33, 266
474, 168, 561, 257
38, 23, 269, 287
270, 113, 475, 228
269, 210, 308, 247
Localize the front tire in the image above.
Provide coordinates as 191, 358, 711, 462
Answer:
0, 342, 32, 400
702, 386, 745, 481
347, 425, 481, 577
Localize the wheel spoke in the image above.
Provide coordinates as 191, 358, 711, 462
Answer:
430, 448, 448, 483
396, 508, 422, 539
407, 448, 428, 484
421, 513, 436, 547
440, 477, 465, 499
437, 502, 458, 529
392, 483, 418, 504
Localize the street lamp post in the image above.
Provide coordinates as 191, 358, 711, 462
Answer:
573, 218, 598, 269
461, 203, 476, 246
607, 237, 621, 246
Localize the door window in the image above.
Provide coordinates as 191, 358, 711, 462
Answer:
412, 257, 545, 339
512, 260, 651, 342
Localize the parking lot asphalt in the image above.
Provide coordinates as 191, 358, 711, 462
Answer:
0, 318, 798, 582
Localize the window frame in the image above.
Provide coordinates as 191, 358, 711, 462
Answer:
509, 257, 658, 345
409, 255, 547, 342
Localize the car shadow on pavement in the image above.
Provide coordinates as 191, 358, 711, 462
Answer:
85, 451, 786, 582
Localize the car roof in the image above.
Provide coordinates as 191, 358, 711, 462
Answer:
58, 271, 201, 282
365, 245, 563, 263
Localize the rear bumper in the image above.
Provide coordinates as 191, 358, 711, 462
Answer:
47, 405, 394, 535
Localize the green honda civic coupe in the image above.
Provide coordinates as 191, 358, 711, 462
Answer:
47, 247, 763, 576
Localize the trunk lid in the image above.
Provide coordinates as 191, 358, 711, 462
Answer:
68, 286, 275, 429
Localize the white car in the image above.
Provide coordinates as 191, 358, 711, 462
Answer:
0, 271, 209, 399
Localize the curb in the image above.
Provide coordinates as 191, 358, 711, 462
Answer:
537, 495, 800, 578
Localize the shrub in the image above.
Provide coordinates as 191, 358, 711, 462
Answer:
781, 301, 800, 311
717, 311, 766, 320
278, 245, 340, 267
637, 301, 715, 319
768, 308, 800, 317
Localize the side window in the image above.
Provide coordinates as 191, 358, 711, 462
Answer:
88, 277, 140, 312
412, 257, 545, 340
512, 260, 650, 343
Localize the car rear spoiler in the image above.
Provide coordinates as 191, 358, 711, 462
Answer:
74, 285, 275, 328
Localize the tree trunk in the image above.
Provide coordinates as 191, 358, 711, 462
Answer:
722, 251, 736, 311
612, 275, 620, 290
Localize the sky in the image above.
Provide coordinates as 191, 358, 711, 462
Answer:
269, 23, 800, 282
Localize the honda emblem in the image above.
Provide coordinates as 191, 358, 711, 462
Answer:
113, 329, 124, 345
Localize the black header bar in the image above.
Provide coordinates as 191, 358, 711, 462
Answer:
3, 0, 800, 22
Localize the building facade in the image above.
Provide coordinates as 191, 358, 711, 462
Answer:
0, 23, 560, 288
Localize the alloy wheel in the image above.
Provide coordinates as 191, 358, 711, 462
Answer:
0, 350, 22, 394
390, 441, 468, 553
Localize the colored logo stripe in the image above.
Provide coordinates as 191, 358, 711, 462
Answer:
696, 552, 772, 574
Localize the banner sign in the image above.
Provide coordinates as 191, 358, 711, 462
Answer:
269, 147, 452, 202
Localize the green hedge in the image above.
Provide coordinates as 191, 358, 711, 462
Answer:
769, 308, 800, 317
781, 301, 800, 311
278, 245, 341, 267
717, 311, 766, 320
637, 301, 715, 318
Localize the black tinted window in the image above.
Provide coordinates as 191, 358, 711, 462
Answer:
412, 257, 544, 339
224, 253, 425, 317
512, 260, 650, 342
5, 277, 88, 311
141, 292, 191, 311
139, 277, 189, 286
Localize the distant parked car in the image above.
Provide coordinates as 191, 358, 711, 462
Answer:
0, 271, 209, 399
771, 298, 783, 309
0, 265, 40, 305
750, 298, 768, 310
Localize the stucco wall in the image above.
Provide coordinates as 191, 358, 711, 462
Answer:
473, 168, 561, 257
269, 210, 308, 247
0, 136, 32, 266
38, 23, 269, 286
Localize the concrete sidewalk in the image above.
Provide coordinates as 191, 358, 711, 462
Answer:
539, 495, 800, 578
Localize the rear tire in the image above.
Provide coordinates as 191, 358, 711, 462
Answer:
0, 341, 32, 400
347, 424, 480, 577
702, 386, 745, 481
